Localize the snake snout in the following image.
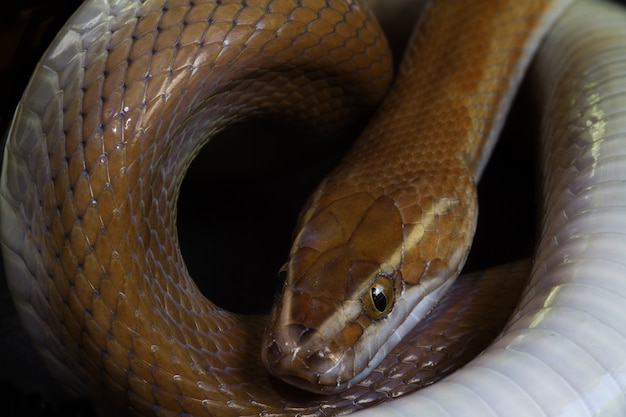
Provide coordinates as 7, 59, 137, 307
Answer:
262, 323, 350, 393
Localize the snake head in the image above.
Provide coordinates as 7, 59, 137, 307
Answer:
262, 184, 476, 394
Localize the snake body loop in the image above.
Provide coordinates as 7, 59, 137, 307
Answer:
2, 0, 626, 416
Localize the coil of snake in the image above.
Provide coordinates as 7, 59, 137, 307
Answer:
1, 0, 626, 416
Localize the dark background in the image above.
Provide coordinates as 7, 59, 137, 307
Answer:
2, 1, 622, 415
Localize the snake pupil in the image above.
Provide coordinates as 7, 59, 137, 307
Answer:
362, 275, 394, 319
371, 286, 387, 312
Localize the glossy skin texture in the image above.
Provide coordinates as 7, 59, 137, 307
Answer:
262, 0, 569, 393
2, 0, 626, 416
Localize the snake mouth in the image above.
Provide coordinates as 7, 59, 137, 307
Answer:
262, 324, 356, 394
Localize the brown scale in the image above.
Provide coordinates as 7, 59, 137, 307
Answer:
0, 0, 556, 415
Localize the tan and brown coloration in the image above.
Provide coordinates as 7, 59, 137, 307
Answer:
0, 0, 571, 416
263, 0, 567, 393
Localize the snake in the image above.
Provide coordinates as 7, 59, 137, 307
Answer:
2, 0, 626, 416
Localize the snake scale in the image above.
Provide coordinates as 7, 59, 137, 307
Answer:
2, 0, 626, 416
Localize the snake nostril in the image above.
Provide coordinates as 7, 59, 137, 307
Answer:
278, 323, 313, 348
297, 326, 316, 344
264, 324, 316, 364
264, 340, 283, 366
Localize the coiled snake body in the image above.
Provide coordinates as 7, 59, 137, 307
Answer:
2, 0, 626, 416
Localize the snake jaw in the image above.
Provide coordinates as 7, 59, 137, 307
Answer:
261, 263, 462, 394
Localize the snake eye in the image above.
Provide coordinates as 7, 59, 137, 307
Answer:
362, 275, 394, 319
